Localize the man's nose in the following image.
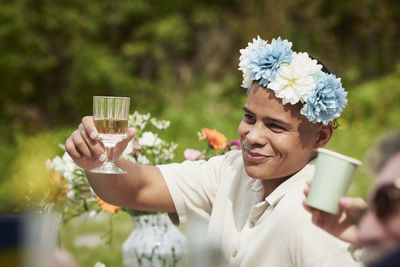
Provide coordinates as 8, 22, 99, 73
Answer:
246, 123, 268, 145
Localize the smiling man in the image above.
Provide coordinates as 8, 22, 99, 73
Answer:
65, 37, 361, 266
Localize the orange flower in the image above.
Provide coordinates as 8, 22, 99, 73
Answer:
199, 128, 228, 152
49, 170, 67, 202
96, 196, 120, 214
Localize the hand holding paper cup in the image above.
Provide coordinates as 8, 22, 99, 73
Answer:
306, 148, 362, 215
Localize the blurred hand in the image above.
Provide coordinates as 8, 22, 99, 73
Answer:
65, 116, 136, 171
303, 180, 367, 245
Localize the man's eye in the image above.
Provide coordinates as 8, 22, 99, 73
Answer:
269, 123, 285, 131
244, 114, 255, 122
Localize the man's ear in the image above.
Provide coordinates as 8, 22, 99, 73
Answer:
314, 122, 333, 149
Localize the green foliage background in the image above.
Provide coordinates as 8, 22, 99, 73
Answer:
1, 0, 400, 265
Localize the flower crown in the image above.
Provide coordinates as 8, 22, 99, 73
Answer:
238, 36, 348, 125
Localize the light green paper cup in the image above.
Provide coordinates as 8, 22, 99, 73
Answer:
306, 148, 362, 215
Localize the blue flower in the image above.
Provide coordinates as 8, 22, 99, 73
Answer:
248, 37, 293, 87
301, 73, 347, 124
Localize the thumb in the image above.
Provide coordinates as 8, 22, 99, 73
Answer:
339, 197, 367, 211
115, 128, 136, 155
339, 197, 368, 223
339, 197, 368, 219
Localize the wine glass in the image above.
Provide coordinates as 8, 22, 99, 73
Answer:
90, 96, 130, 174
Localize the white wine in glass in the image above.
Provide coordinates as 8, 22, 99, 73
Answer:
90, 96, 130, 174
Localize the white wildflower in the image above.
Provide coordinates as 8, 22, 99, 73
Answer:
89, 210, 97, 218
62, 153, 77, 181
52, 156, 64, 173
94, 262, 106, 267
52, 155, 73, 181
129, 111, 151, 130
46, 159, 53, 171
66, 190, 75, 199
136, 154, 150, 165
138, 131, 162, 147
150, 118, 171, 130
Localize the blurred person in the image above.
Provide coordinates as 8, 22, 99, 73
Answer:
304, 130, 400, 266
65, 36, 361, 266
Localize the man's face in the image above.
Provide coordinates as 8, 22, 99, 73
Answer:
238, 84, 320, 180
358, 152, 400, 263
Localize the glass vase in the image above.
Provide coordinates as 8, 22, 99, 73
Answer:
122, 213, 188, 267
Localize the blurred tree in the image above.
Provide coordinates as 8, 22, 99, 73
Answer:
0, 0, 399, 144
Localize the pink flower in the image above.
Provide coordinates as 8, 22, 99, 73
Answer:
228, 140, 241, 150
129, 141, 141, 156
132, 141, 140, 148
184, 149, 203, 161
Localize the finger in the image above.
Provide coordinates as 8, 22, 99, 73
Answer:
303, 198, 320, 214
339, 197, 368, 211
79, 123, 97, 146
82, 116, 98, 140
303, 185, 310, 196
72, 130, 92, 158
302, 198, 313, 213
311, 210, 321, 226
303, 180, 311, 195
78, 123, 105, 158
115, 128, 136, 154
125, 127, 136, 140
65, 136, 82, 159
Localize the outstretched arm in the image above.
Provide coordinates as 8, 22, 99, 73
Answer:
65, 116, 176, 213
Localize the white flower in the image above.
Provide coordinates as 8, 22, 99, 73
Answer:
52, 156, 64, 172
52, 152, 78, 181
62, 154, 75, 181
267, 52, 322, 105
66, 190, 75, 199
138, 131, 162, 147
242, 70, 253, 90
94, 262, 106, 267
150, 118, 171, 130
239, 36, 268, 71
136, 154, 150, 165
239, 36, 268, 89
46, 159, 53, 171
128, 111, 151, 130
89, 210, 97, 218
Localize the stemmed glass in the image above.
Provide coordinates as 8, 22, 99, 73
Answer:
90, 96, 130, 174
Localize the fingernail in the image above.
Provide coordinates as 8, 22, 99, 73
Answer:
99, 153, 106, 161
90, 132, 97, 139
341, 197, 349, 206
